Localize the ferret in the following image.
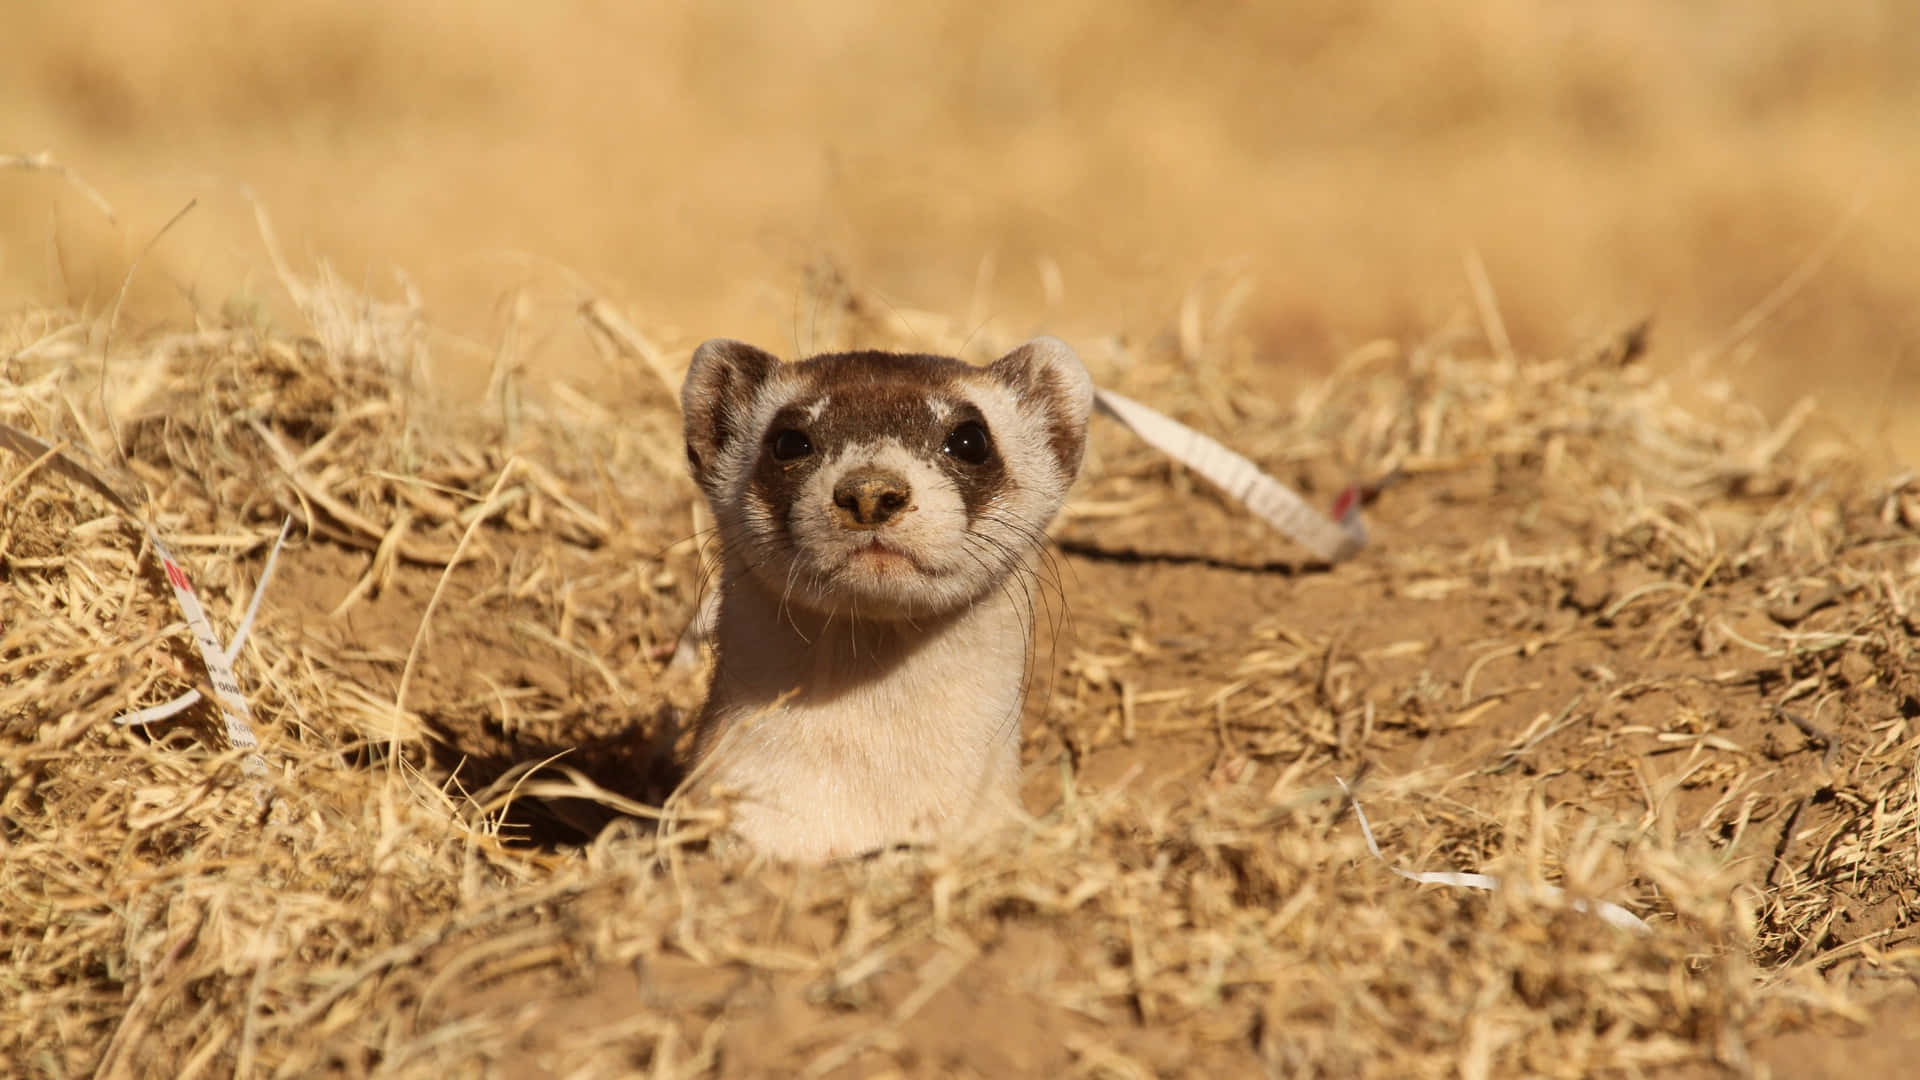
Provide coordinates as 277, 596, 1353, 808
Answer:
678, 336, 1092, 862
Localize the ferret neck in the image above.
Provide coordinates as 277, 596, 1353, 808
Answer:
709, 569, 1030, 702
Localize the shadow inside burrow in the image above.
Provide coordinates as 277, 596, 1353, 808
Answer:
419, 703, 688, 851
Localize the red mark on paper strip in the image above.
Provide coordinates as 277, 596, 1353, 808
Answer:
164, 560, 193, 593
1329, 486, 1361, 521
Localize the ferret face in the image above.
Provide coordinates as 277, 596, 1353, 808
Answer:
682, 338, 1093, 620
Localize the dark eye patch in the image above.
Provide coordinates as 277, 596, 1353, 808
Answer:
759, 405, 820, 464
941, 420, 993, 465
751, 404, 827, 535
771, 428, 813, 460
929, 402, 1008, 519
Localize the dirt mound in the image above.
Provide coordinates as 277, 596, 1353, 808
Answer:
4, 278, 1916, 1077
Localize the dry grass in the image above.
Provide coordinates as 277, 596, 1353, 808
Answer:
5, 241, 1918, 1077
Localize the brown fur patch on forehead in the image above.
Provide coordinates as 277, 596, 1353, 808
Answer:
774, 352, 970, 446
786, 350, 968, 397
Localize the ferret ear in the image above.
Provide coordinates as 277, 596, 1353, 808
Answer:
682, 339, 782, 487
987, 336, 1095, 478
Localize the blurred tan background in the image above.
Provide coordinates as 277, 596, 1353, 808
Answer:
2, 1, 1915, 458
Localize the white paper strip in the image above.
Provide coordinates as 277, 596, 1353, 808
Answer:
0, 421, 287, 782
115, 519, 293, 780
1337, 779, 1650, 934
1092, 387, 1369, 562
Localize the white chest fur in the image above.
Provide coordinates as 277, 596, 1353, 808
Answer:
694, 561, 1033, 862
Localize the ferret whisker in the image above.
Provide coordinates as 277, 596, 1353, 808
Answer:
777, 555, 806, 636
962, 545, 1046, 725
989, 566, 1041, 724
963, 537, 1040, 632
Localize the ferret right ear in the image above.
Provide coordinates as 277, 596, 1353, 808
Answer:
682, 339, 781, 488
987, 336, 1095, 479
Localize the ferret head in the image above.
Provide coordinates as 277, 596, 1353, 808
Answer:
682, 338, 1093, 620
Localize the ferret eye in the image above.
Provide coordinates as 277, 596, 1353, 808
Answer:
770, 429, 814, 461
942, 421, 993, 465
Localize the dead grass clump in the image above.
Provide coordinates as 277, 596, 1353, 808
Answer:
4, 267, 1917, 1077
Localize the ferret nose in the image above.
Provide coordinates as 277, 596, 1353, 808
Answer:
832, 468, 912, 529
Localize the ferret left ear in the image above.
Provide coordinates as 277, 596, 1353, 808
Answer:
683, 339, 782, 490
988, 336, 1095, 477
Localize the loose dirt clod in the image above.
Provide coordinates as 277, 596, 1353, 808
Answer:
2, 268, 1915, 1078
